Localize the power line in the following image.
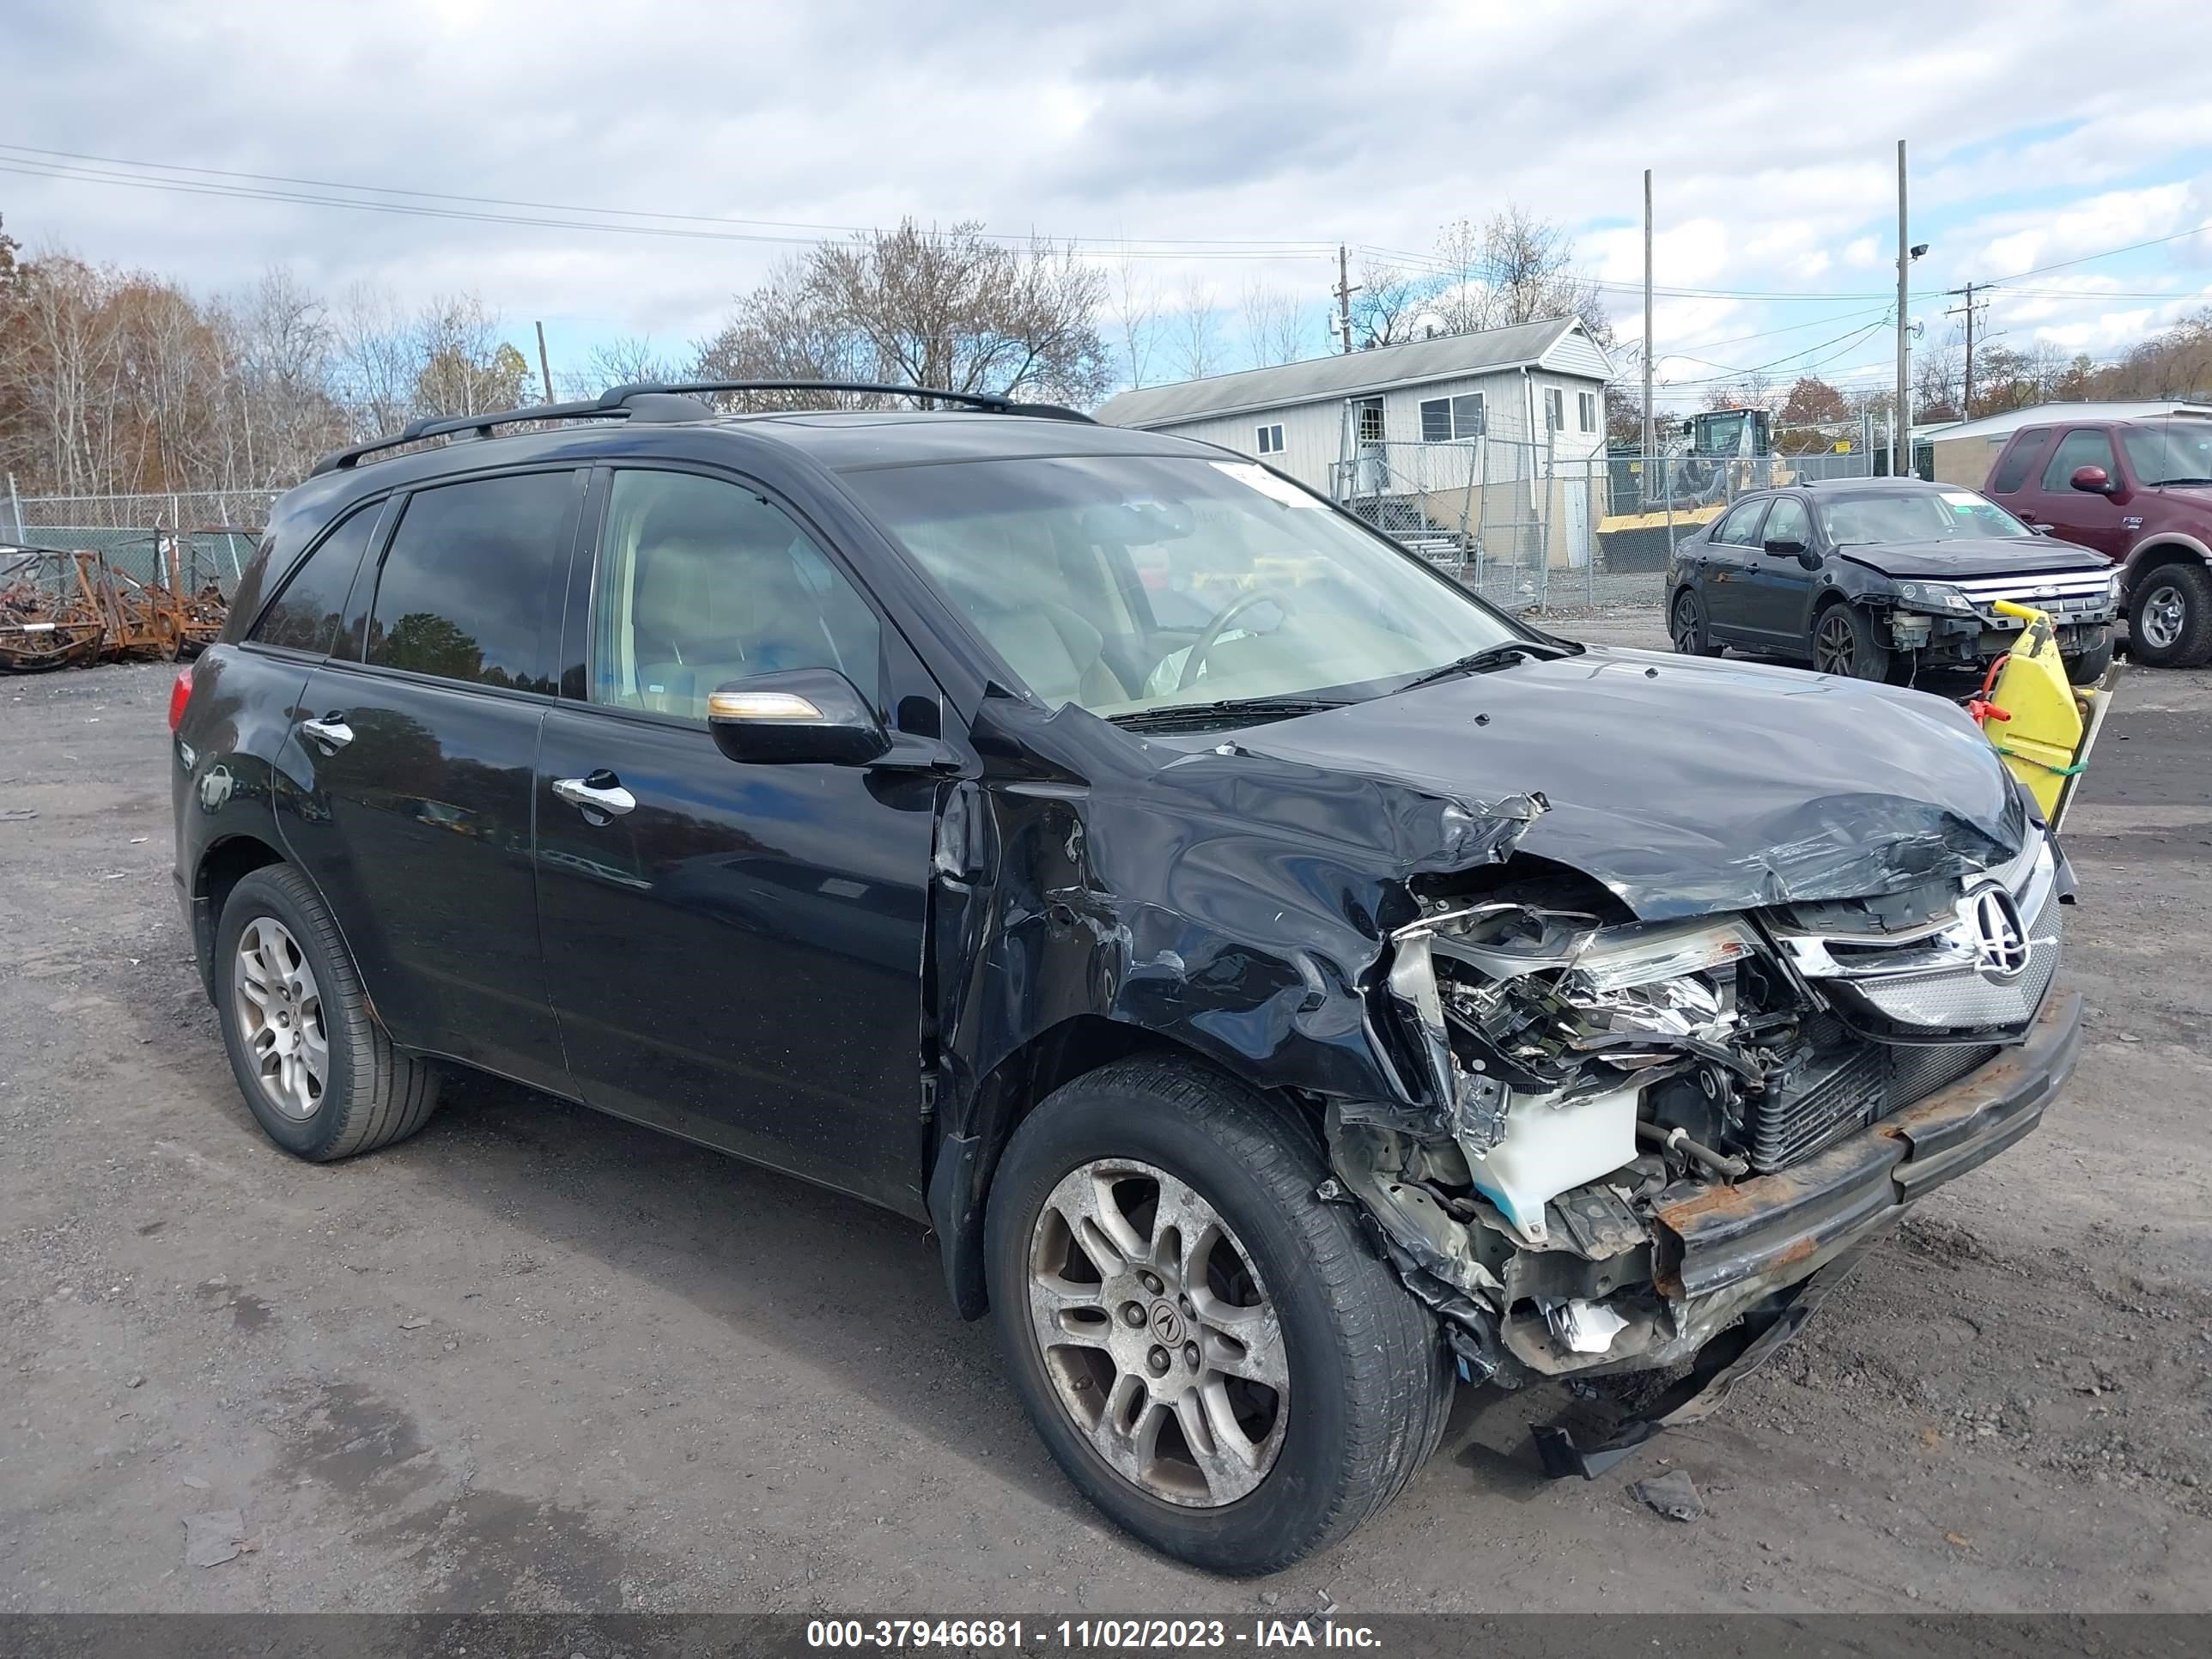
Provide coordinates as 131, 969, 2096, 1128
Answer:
0, 141, 1337, 260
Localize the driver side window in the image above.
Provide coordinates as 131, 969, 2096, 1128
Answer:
1714, 499, 1770, 547
1759, 496, 1809, 547
590, 470, 881, 721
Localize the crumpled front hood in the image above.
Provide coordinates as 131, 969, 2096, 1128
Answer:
1837, 536, 2111, 580
1218, 646, 2028, 921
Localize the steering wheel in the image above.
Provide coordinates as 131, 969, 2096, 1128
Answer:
1176, 586, 1294, 692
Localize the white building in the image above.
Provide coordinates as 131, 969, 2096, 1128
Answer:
1094, 318, 1614, 562
1095, 318, 1612, 486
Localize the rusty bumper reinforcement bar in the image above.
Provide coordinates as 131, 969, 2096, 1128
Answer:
1534, 988, 2081, 1480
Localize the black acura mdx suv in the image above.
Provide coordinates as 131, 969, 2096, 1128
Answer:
173, 383, 2083, 1573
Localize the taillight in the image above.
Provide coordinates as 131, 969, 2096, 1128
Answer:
167, 665, 195, 732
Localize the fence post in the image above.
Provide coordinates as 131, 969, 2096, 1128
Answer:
5, 473, 21, 544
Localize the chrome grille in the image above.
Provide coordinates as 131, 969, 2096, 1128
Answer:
1841, 888, 2060, 1032
1950, 571, 2115, 620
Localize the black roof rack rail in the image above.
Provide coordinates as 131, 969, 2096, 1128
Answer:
308, 379, 1092, 477
605, 380, 1097, 424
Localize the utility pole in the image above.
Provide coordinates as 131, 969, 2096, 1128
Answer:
1334, 246, 1359, 354
534, 320, 556, 404
1894, 139, 1910, 479
1643, 169, 1656, 460
1946, 282, 1989, 416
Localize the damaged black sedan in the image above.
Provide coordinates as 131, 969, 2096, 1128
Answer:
172, 385, 2081, 1576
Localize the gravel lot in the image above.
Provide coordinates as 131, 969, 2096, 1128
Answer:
3, 640, 2209, 1614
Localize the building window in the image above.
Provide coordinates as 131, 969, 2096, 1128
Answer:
1255, 423, 1285, 455
1577, 391, 1596, 433
1418, 392, 1485, 442
1356, 401, 1385, 443
1545, 387, 1565, 431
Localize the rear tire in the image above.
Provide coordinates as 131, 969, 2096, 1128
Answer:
1669, 588, 1723, 657
2128, 562, 2212, 668
984, 1058, 1451, 1575
215, 865, 440, 1161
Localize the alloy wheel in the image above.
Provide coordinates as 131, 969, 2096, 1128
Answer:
1814, 610, 1857, 676
232, 916, 327, 1121
1671, 594, 1702, 653
1025, 1158, 1289, 1509
2139, 583, 2187, 652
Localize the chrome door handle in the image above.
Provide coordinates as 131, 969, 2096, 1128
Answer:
553, 775, 636, 818
298, 716, 354, 750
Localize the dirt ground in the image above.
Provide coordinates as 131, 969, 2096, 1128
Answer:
3, 639, 2209, 1615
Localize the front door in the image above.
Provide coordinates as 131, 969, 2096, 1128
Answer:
2033, 428, 2130, 558
1738, 494, 1816, 645
533, 465, 939, 1214
282, 467, 583, 1093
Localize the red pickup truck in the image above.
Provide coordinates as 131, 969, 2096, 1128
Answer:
1982, 416, 2212, 666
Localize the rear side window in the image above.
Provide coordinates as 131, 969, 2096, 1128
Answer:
2040, 429, 2117, 492
1988, 428, 2050, 494
366, 471, 577, 695
250, 503, 380, 655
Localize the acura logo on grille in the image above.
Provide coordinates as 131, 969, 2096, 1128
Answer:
1966, 883, 2031, 981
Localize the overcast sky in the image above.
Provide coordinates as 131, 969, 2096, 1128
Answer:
6, 0, 2211, 410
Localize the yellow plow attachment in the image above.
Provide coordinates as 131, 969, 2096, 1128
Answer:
1966, 599, 2118, 831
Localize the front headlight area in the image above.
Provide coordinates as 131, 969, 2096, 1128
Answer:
1344, 898, 1803, 1378
1892, 580, 1978, 616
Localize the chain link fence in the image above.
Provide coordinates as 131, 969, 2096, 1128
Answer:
1331, 441, 1880, 620
5, 489, 275, 595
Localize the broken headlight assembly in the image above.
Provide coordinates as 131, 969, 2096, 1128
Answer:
1388, 901, 1785, 1242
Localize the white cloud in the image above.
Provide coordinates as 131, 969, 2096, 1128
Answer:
1, 0, 2208, 384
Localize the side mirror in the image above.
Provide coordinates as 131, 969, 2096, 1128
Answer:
707, 669, 889, 766
2069, 465, 2113, 495
1762, 536, 1808, 558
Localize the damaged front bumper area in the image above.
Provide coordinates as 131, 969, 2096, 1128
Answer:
1332, 835, 2081, 1429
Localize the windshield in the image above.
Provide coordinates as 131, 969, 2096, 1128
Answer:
2120, 422, 2212, 486
1817, 489, 2030, 546
842, 455, 1522, 718
1693, 412, 1745, 456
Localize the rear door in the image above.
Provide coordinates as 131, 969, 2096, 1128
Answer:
1698, 495, 1771, 644
281, 467, 583, 1094
532, 464, 940, 1215
1738, 493, 1816, 645
2030, 428, 2130, 558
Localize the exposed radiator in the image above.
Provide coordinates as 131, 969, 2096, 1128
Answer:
1745, 1016, 2000, 1174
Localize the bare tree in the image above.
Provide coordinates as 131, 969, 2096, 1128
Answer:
1480, 205, 1612, 341
1428, 217, 1494, 335
1109, 254, 1162, 390
561, 335, 682, 399
801, 221, 1110, 403
1237, 281, 1309, 368
1170, 277, 1221, 380
330, 283, 419, 442
1350, 258, 1427, 348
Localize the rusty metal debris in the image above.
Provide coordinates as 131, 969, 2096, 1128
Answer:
0, 531, 232, 673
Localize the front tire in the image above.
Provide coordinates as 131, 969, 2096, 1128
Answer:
2065, 637, 2114, 685
215, 865, 440, 1161
1812, 600, 1909, 684
2129, 562, 2212, 668
984, 1059, 1450, 1575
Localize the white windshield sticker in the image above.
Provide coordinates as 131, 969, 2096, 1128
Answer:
1940, 490, 1983, 506
1212, 460, 1322, 507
